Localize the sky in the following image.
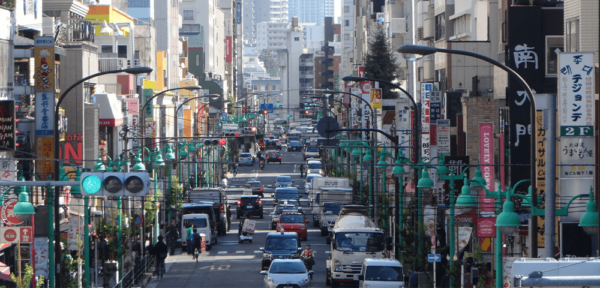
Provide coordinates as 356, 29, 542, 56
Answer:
334, 0, 341, 23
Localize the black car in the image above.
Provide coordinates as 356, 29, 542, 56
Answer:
236, 195, 263, 219
244, 180, 265, 197
260, 231, 302, 269
266, 150, 282, 163
287, 140, 302, 152
266, 139, 281, 150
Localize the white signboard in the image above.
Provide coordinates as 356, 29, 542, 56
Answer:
559, 137, 594, 178
395, 102, 412, 156
0, 226, 33, 243
360, 87, 371, 140
437, 120, 450, 155
558, 52, 595, 136
35, 238, 49, 277
222, 124, 239, 131
145, 121, 156, 137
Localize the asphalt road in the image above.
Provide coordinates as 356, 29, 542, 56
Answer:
146, 150, 350, 288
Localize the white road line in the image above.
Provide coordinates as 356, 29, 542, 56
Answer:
217, 251, 227, 255
236, 250, 245, 254
325, 251, 330, 254
254, 250, 263, 254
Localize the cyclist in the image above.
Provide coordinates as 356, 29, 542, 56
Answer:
191, 228, 202, 259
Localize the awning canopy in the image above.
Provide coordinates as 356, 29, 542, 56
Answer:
94, 93, 124, 127
0, 261, 12, 282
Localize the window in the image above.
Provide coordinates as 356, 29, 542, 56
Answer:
344, 34, 350, 41
435, 13, 445, 41
117, 45, 127, 58
183, 10, 194, 20
101, 45, 113, 53
566, 18, 579, 52
344, 6, 349, 13
345, 20, 349, 26
453, 15, 469, 36
294, 37, 299, 41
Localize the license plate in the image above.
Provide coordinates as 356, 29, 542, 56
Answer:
284, 286, 293, 288
247, 205, 253, 209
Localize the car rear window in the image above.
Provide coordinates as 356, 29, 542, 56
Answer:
307, 146, 318, 152
241, 197, 258, 204
277, 176, 291, 182
250, 182, 261, 187
240, 153, 252, 157
280, 214, 304, 223
183, 218, 207, 228
290, 141, 300, 146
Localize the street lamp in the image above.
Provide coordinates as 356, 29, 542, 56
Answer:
579, 188, 599, 236
392, 154, 409, 260
399, 43, 540, 256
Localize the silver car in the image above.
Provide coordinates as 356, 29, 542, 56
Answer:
238, 153, 255, 166
261, 259, 313, 288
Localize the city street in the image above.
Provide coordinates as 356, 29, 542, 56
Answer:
146, 150, 337, 288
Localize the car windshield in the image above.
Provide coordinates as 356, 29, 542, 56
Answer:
323, 203, 341, 214
265, 237, 298, 251
335, 232, 385, 252
307, 146, 318, 152
365, 266, 403, 281
308, 163, 322, 169
240, 153, 252, 157
306, 175, 321, 183
290, 141, 300, 146
277, 176, 292, 182
250, 182, 261, 187
275, 206, 297, 214
269, 261, 306, 274
280, 215, 303, 223
183, 218, 207, 228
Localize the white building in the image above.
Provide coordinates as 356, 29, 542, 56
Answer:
288, 0, 333, 25
156, 0, 182, 89
270, 0, 289, 22
303, 23, 323, 52
256, 22, 290, 53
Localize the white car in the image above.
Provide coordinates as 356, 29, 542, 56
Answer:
181, 214, 216, 251
261, 259, 313, 288
304, 174, 322, 194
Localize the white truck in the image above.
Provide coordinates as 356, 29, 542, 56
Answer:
325, 206, 391, 288
355, 258, 405, 288
308, 177, 352, 232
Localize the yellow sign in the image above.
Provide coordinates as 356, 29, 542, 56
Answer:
36, 137, 54, 178
34, 37, 55, 91
370, 88, 382, 109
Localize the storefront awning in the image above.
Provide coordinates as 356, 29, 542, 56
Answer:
94, 93, 124, 127
0, 261, 12, 282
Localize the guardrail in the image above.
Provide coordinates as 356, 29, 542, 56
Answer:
112, 255, 154, 288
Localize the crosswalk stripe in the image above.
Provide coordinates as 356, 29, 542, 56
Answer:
325, 251, 330, 254
217, 251, 227, 255
254, 250, 262, 254
236, 250, 245, 254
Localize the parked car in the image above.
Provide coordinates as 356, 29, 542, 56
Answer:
260, 232, 302, 270
260, 259, 313, 288
245, 180, 265, 197
275, 175, 293, 187
236, 195, 263, 219
276, 212, 309, 240
266, 150, 282, 163
287, 141, 302, 152
238, 153, 255, 166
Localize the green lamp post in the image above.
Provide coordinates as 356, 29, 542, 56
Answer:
392, 154, 408, 260
363, 148, 374, 215
351, 144, 362, 188
579, 187, 599, 236
416, 168, 434, 255
377, 153, 388, 227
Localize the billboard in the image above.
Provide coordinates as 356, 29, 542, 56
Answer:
226, 36, 233, 63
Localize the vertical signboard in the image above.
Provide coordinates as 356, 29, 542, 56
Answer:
420, 83, 436, 162
370, 88, 382, 109
360, 83, 372, 140
395, 102, 412, 157
236, 2, 242, 24
36, 137, 54, 177
143, 89, 154, 119
0, 100, 15, 151
535, 111, 546, 247
558, 52, 595, 136
479, 123, 495, 212
437, 119, 450, 155
34, 37, 55, 91
430, 91, 442, 123
507, 6, 544, 187
443, 156, 469, 206
35, 92, 54, 136
226, 36, 233, 63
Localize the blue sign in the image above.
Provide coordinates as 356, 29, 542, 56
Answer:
260, 103, 274, 113
430, 102, 441, 122
428, 254, 441, 262
236, 2, 241, 24
35, 91, 54, 135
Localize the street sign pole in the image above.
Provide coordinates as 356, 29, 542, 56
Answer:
432, 234, 436, 288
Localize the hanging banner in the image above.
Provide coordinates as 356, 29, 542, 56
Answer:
226, 36, 233, 63
437, 119, 450, 155
145, 121, 157, 137
34, 36, 55, 91
34, 238, 49, 278
370, 88, 382, 109
479, 123, 495, 212
535, 111, 546, 247
558, 52, 595, 136
143, 89, 154, 119
36, 137, 54, 177
477, 217, 496, 238
236, 2, 242, 24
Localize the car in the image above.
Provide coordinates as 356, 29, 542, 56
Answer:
236, 195, 263, 219
266, 140, 281, 150
287, 141, 302, 152
238, 153, 255, 166
270, 203, 299, 229
303, 146, 320, 160
244, 180, 265, 197
275, 175, 293, 188
266, 150, 282, 163
306, 160, 323, 175
276, 212, 309, 240
273, 187, 300, 207
260, 259, 313, 288
304, 174, 322, 194
260, 232, 302, 270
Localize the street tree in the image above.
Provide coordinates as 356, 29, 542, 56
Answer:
364, 25, 401, 99
259, 49, 278, 77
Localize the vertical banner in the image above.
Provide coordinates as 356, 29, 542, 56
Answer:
420, 83, 433, 162
437, 119, 450, 155
370, 88, 382, 109
558, 52, 595, 136
0, 101, 16, 151
35, 92, 55, 136
236, 2, 242, 24
360, 83, 372, 140
34, 37, 55, 91
395, 102, 412, 157
36, 137, 54, 177
479, 123, 495, 212
143, 89, 154, 119
34, 238, 49, 278
535, 111, 546, 247
183, 110, 192, 137
226, 36, 233, 63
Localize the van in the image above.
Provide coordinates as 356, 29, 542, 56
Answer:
181, 213, 217, 251
355, 258, 405, 288
260, 231, 302, 269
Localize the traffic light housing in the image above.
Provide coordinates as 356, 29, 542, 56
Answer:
204, 139, 220, 146
262, 110, 268, 115
304, 110, 310, 115
80, 172, 150, 197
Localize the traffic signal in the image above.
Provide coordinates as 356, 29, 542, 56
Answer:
251, 127, 257, 132
304, 110, 310, 115
80, 172, 150, 197
218, 138, 227, 145
287, 115, 290, 117
204, 139, 220, 146
262, 110, 268, 114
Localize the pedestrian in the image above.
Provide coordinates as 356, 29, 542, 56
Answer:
226, 206, 232, 229
154, 235, 168, 279
167, 219, 179, 255
299, 164, 305, 177
186, 224, 194, 255
302, 244, 315, 278
409, 268, 419, 288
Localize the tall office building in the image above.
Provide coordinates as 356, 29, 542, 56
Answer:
270, 0, 289, 22
288, 0, 334, 25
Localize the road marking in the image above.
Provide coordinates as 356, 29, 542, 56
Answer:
217, 251, 227, 254
217, 264, 230, 270
236, 250, 245, 254
254, 250, 263, 254
325, 251, 330, 254
200, 265, 215, 270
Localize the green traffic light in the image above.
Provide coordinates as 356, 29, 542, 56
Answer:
287, 115, 290, 117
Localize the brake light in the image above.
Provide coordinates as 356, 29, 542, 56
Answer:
220, 205, 224, 212
258, 199, 263, 205
237, 200, 241, 206
257, 188, 263, 191
278, 157, 281, 159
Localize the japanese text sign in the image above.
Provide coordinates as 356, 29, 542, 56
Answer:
558, 52, 595, 136
0, 100, 15, 151
34, 36, 55, 91
477, 217, 496, 238
370, 88, 382, 109
437, 120, 450, 155
0, 227, 33, 243
35, 92, 55, 135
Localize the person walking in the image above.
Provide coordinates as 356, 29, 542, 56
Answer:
186, 224, 193, 255
167, 219, 179, 255
299, 164, 305, 177
409, 268, 419, 288
154, 235, 168, 279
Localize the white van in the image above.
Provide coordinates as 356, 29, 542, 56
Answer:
181, 214, 217, 251
355, 258, 405, 288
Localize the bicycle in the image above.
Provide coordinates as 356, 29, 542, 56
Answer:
193, 247, 200, 262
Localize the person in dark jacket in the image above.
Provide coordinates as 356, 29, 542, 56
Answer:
167, 220, 179, 255
409, 268, 419, 288
154, 235, 168, 279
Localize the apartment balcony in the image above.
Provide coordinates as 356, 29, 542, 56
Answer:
57, 19, 96, 43
98, 58, 141, 72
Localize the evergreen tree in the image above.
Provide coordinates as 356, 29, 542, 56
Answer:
258, 49, 278, 76
364, 25, 401, 99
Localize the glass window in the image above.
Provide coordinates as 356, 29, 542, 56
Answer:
365, 266, 403, 281
344, 6, 349, 13
335, 232, 384, 252
183, 10, 194, 20
323, 203, 341, 214
566, 18, 579, 52
307, 162, 321, 169
280, 214, 303, 223
435, 13, 445, 41
183, 218, 207, 228
269, 261, 306, 274
277, 176, 292, 182
265, 237, 298, 250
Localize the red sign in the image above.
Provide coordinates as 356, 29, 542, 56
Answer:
455, 208, 476, 226
479, 123, 495, 212
20, 227, 32, 243
226, 36, 233, 63
0, 227, 33, 243
3, 229, 17, 242
477, 217, 496, 238
99, 118, 124, 127
1, 200, 23, 226
430, 124, 437, 145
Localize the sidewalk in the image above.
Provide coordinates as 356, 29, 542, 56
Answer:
143, 248, 183, 288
